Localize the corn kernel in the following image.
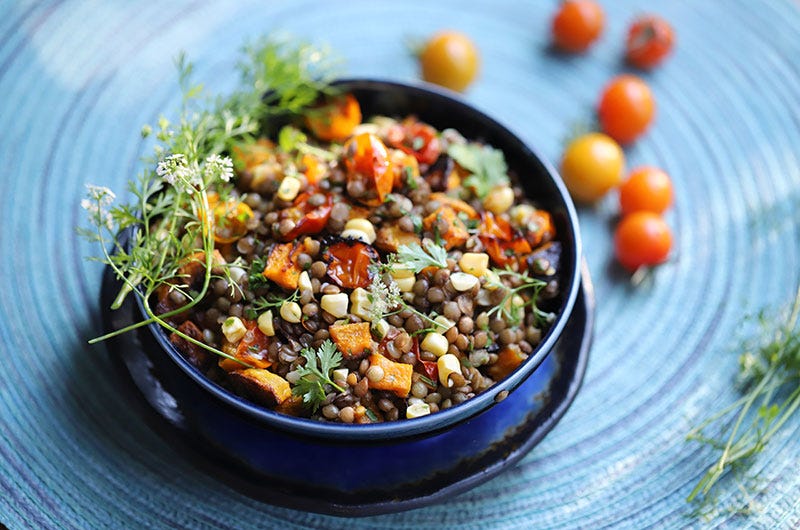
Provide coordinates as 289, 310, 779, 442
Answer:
350, 288, 372, 321
372, 318, 390, 339
393, 276, 416, 292
510, 204, 535, 225
459, 252, 490, 277
390, 267, 414, 280
257, 310, 276, 337
344, 218, 376, 244
406, 402, 431, 419
433, 315, 455, 332
340, 228, 372, 244
421, 333, 449, 358
279, 301, 302, 323
483, 185, 515, 214
298, 271, 312, 292
221, 316, 247, 343
321, 293, 349, 318
276, 175, 302, 201
450, 272, 479, 291
437, 354, 462, 387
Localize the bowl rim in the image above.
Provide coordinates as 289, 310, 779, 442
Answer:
139, 77, 583, 441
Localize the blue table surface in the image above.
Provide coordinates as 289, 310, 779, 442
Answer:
1, 1, 799, 528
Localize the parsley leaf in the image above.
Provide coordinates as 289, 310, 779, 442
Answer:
396, 240, 449, 273
447, 142, 509, 199
292, 340, 344, 411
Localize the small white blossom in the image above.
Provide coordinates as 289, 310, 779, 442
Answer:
203, 154, 234, 183
367, 274, 403, 322
82, 184, 115, 230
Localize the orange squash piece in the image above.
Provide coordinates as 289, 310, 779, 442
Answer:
429, 192, 478, 219
487, 345, 528, 381
329, 322, 372, 359
262, 242, 302, 290
218, 320, 273, 372
422, 205, 469, 250
228, 368, 292, 406
367, 353, 413, 398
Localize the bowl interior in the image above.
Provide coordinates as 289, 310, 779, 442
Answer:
151, 78, 582, 441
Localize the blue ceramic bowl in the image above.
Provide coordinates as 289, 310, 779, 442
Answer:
102, 79, 592, 515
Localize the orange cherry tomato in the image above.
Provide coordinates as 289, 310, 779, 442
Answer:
560, 133, 625, 204
598, 74, 655, 144
305, 93, 362, 142
419, 31, 480, 92
206, 193, 253, 244
551, 0, 605, 53
343, 133, 394, 206
626, 15, 675, 70
386, 118, 442, 166
323, 241, 379, 289
619, 166, 674, 215
614, 211, 672, 270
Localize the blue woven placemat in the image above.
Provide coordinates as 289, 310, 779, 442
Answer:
2, 1, 799, 528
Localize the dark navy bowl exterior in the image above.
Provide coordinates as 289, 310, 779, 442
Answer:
104, 79, 587, 513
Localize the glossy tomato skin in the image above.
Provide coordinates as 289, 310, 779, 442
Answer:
613, 211, 672, 270
343, 133, 393, 206
419, 31, 480, 92
619, 166, 673, 215
560, 132, 625, 204
551, 0, 605, 53
598, 74, 655, 144
626, 15, 675, 69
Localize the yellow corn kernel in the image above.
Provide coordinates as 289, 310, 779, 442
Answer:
298, 271, 312, 293
406, 402, 432, 419
257, 310, 276, 337
320, 293, 349, 318
344, 218, 376, 244
372, 318, 390, 339
433, 315, 455, 333
221, 316, 247, 343
437, 353, 462, 387
393, 276, 416, 292
459, 252, 490, 277
483, 185, 515, 214
450, 272, 479, 291
277, 175, 302, 201
350, 288, 373, 321
421, 333, 449, 358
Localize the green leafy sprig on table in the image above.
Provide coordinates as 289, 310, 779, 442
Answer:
80, 37, 340, 361
292, 340, 345, 411
686, 286, 800, 510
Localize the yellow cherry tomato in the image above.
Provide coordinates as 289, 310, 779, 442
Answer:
419, 31, 480, 92
560, 133, 625, 204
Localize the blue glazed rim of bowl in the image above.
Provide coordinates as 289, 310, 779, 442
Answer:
137, 78, 583, 441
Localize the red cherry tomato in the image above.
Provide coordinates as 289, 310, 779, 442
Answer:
626, 15, 675, 70
598, 74, 655, 144
551, 0, 605, 53
323, 241, 379, 289
281, 193, 333, 241
386, 118, 442, 166
343, 133, 394, 206
614, 211, 672, 270
619, 166, 674, 215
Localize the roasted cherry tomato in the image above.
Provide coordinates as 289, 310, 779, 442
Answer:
281, 193, 333, 241
305, 93, 362, 142
419, 31, 480, 92
386, 118, 442, 166
626, 15, 675, 70
598, 74, 655, 144
412, 337, 438, 383
551, 0, 605, 53
619, 166, 674, 215
478, 212, 532, 268
323, 240, 379, 289
614, 211, 672, 270
207, 193, 253, 244
560, 132, 625, 204
343, 133, 394, 206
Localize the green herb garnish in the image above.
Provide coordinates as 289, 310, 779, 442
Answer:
447, 142, 509, 199
486, 268, 552, 327
292, 340, 345, 411
686, 287, 800, 510
396, 240, 449, 273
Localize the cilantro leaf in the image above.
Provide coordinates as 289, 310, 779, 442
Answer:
291, 340, 344, 411
396, 240, 449, 273
447, 142, 509, 199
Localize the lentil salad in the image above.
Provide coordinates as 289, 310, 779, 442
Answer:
156, 93, 564, 424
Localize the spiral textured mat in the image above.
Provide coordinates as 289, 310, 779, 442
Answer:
2, 0, 800, 528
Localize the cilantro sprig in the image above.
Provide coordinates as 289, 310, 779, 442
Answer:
447, 142, 509, 199
396, 240, 449, 273
292, 340, 345, 411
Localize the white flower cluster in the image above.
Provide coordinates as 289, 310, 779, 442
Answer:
156, 153, 234, 192
81, 184, 116, 230
367, 274, 403, 322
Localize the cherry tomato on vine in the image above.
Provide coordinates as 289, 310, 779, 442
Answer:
551, 0, 605, 53
598, 74, 655, 144
626, 15, 675, 70
613, 211, 672, 270
560, 132, 625, 204
419, 31, 480, 92
619, 166, 674, 215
